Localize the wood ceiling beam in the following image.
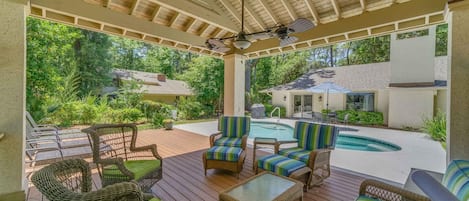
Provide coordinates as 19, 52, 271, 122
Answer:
104, 0, 112, 8
129, 0, 140, 15
242, 0, 267, 30
218, 0, 252, 33
31, 0, 207, 47
184, 18, 196, 32
168, 12, 180, 27
330, 0, 341, 18
304, 0, 320, 24
244, 0, 446, 53
360, 0, 366, 10
280, 0, 298, 21
257, 0, 279, 25
151, 5, 161, 22
148, 0, 238, 33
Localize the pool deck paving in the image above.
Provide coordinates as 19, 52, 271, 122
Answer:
175, 118, 446, 184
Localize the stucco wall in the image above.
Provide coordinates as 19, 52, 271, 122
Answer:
436, 89, 447, 114
271, 91, 289, 115
388, 89, 435, 128
376, 89, 389, 124
390, 27, 436, 84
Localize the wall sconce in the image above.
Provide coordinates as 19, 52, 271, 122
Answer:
283, 96, 287, 101
318, 95, 323, 102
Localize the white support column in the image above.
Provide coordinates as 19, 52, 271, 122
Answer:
0, 0, 27, 200
223, 54, 245, 116
447, 1, 469, 162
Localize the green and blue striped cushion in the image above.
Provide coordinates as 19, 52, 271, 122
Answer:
294, 121, 338, 151
278, 147, 311, 164
206, 146, 243, 162
257, 154, 306, 177
214, 137, 242, 148
219, 116, 250, 138
442, 160, 469, 200
355, 195, 381, 201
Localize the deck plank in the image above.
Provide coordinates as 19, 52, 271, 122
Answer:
28, 128, 375, 201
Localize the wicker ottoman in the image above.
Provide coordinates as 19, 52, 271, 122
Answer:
203, 146, 246, 178
256, 154, 312, 192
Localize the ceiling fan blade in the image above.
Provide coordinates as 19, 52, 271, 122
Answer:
280, 36, 298, 47
288, 18, 315, 33
247, 32, 274, 41
207, 39, 227, 47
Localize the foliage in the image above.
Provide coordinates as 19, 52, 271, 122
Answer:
264, 104, 286, 118
436, 24, 448, 56
335, 110, 384, 125
422, 111, 446, 142
139, 100, 173, 120
177, 98, 206, 120
179, 56, 224, 111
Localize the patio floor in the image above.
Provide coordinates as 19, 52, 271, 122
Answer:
27, 128, 384, 201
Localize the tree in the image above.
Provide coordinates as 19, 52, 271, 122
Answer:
74, 30, 113, 96
26, 17, 82, 119
180, 57, 224, 110
435, 24, 448, 56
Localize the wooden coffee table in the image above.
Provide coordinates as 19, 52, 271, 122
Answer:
219, 172, 303, 201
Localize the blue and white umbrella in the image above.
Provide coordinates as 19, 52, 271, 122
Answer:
307, 82, 352, 112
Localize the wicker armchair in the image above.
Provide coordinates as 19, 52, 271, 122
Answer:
209, 116, 250, 150
82, 124, 162, 193
357, 179, 430, 201
31, 158, 159, 201
276, 121, 338, 187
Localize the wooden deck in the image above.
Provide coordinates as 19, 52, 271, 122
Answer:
28, 128, 374, 201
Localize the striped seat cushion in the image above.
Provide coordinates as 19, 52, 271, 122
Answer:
442, 160, 469, 200
278, 147, 311, 164
355, 195, 381, 201
294, 121, 337, 150
257, 154, 306, 177
205, 146, 243, 162
219, 116, 250, 138
214, 137, 242, 148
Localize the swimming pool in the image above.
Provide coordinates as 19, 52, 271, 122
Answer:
249, 122, 401, 152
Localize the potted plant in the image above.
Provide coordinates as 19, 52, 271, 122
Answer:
163, 119, 174, 130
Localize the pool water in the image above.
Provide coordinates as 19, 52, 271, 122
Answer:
249, 122, 401, 152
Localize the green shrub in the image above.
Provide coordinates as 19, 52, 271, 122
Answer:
335, 110, 384, 125
264, 104, 286, 118
77, 103, 98, 124
122, 108, 143, 122
422, 111, 446, 142
177, 99, 205, 120
139, 100, 173, 120
50, 101, 80, 127
151, 113, 165, 128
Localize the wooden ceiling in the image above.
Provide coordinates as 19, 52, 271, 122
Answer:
30, 0, 447, 58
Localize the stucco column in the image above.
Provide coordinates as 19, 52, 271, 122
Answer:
223, 54, 245, 116
0, 0, 27, 200
447, 1, 469, 162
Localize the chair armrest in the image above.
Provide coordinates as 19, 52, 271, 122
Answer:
80, 181, 144, 201
411, 170, 459, 201
241, 135, 248, 150
209, 132, 222, 147
359, 179, 431, 201
131, 144, 163, 161
308, 149, 331, 170
33, 126, 58, 132
276, 140, 298, 153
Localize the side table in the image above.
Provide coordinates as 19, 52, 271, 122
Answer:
253, 137, 278, 170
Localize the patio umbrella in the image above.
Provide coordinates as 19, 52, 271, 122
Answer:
307, 82, 352, 113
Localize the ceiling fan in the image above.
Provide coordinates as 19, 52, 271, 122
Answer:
206, 0, 315, 53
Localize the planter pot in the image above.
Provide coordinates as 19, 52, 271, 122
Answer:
164, 122, 173, 130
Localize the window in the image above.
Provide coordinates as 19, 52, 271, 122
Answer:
346, 93, 374, 111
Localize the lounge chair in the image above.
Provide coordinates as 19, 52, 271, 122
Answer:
276, 121, 338, 186
82, 124, 163, 193
31, 158, 160, 201
26, 111, 87, 139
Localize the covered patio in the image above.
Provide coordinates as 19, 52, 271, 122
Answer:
1, 0, 469, 200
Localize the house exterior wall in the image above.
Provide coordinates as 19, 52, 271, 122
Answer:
436, 89, 447, 114
388, 89, 434, 128
390, 27, 436, 84
142, 94, 180, 104
376, 89, 389, 125
271, 91, 289, 115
